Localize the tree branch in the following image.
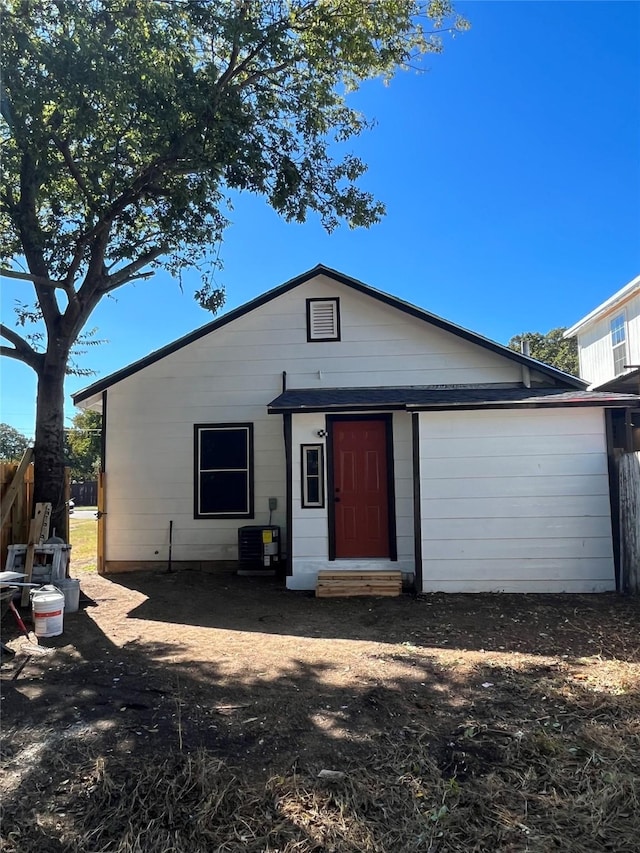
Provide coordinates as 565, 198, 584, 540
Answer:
18, 152, 60, 330
215, 1, 246, 90
51, 135, 99, 210
101, 249, 163, 293
0, 267, 66, 288
240, 59, 295, 90
214, 5, 298, 95
0, 323, 43, 371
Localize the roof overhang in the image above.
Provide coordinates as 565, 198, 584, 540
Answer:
591, 367, 640, 395
73, 391, 103, 412
268, 386, 640, 414
564, 273, 640, 339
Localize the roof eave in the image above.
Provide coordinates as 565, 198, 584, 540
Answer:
73, 263, 587, 403
564, 273, 640, 339
268, 402, 404, 415
590, 367, 640, 393
406, 399, 639, 412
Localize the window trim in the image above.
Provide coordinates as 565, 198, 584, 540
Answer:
194, 422, 254, 519
610, 312, 628, 376
300, 444, 325, 508
306, 297, 341, 342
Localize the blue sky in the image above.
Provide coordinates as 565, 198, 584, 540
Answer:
1, 0, 639, 438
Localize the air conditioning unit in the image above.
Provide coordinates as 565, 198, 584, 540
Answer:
237, 526, 280, 576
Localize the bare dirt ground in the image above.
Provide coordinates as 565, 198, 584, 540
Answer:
1, 569, 640, 852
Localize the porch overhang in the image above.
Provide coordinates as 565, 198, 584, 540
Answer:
591, 368, 640, 395
268, 386, 640, 414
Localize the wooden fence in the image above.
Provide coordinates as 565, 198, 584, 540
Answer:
619, 451, 640, 593
1, 458, 69, 570
1, 459, 35, 570
70, 480, 98, 506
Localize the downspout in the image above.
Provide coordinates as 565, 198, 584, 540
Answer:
283, 412, 292, 576
604, 409, 621, 592
411, 412, 423, 595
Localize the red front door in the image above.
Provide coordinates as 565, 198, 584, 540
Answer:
332, 419, 390, 558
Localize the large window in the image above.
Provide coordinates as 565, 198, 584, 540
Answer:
610, 313, 627, 376
194, 424, 253, 518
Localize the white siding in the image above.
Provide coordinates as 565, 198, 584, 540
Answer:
577, 291, 640, 386
288, 411, 415, 590
418, 408, 615, 593
104, 384, 286, 563
105, 273, 521, 566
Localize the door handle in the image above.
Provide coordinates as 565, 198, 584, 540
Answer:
333, 497, 341, 503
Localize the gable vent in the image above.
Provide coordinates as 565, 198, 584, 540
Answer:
307, 298, 340, 341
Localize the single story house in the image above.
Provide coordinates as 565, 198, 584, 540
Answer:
73, 265, 640, 593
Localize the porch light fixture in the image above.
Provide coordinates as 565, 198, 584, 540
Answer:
316, 429, 328, 438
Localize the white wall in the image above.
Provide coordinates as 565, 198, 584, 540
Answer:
577, 292, 640, 386
418, 408, 615, 593
288, 411, 414, 590
103, 274, 526, 566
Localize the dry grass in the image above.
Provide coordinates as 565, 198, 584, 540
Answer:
68, 518, 97, 572
2, 580, 639, 853
3, 703, 639, 853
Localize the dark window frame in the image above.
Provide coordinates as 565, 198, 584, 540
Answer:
194, 423, 254, 519
306, 297, 341, 342
301, 444, 325, 508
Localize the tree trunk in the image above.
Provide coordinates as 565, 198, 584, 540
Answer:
33, 351, 69, 541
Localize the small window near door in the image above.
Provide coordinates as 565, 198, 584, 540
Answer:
301, 444, 324, 508
610, 313, 627, 376
306, 298, 340, 341
194, 423, 253, 518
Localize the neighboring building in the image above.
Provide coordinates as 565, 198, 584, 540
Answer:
564, 274, 640, 452
564, 274, 640, 394
73, 266, 640, 593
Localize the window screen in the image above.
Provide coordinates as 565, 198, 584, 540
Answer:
195, 424, 253, 517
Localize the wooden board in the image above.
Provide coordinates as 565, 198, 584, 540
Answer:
20, 503, 51, 606
317, 588, 401, 598
0, 448, 33, 530
317, 571, 401, 581
316, 569, 402, 598
38, 502, 52, 543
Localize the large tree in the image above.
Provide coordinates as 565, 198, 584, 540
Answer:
507, 328, 579, 376
0, 423, 31, 462
0, 0, 467, 537
65, 409, 102, 481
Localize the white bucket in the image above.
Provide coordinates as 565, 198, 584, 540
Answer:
31, 585, 65, 637
56, 578, 80, 614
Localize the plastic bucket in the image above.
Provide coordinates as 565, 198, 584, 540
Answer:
56, 578, 80, 614
31, 585, 65, 637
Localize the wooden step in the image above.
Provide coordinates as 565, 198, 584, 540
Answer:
316, 569, 402, 598
317, 571, 401, 581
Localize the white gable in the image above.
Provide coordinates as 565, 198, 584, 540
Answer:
113, 273, 529, 402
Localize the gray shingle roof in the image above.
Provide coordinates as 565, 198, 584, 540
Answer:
268, 386, 640, 413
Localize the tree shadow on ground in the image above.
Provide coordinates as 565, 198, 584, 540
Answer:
1, 575, 639, 852
110, 567, 640, 660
